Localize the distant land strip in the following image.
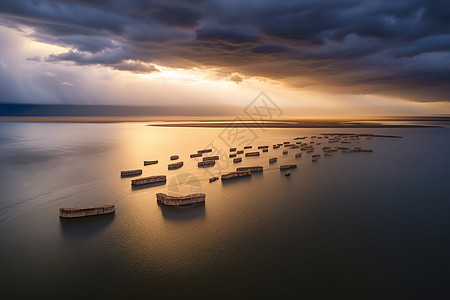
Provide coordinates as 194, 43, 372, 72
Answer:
0, 117, 447, 127
149, 121, 442, 128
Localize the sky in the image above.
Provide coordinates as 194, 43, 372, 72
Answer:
0, 0, 449, 116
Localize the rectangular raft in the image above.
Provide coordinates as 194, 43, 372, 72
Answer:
197, 149, 212, 154
198, 160, 215, 167
236, 166, 263, 172
121, 169, 142, 177
59, 205, 115, 218
245, 152, 260, 157
221, 170, 251, 180
203, 156, 219, 161
156, 193, 205, 206
131, 175, 167, 186
280, 164, 297, 170
168, 162, 183, 170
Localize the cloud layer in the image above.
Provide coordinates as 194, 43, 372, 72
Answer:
1, 0, 450, 102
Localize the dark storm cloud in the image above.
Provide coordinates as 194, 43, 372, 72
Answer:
196, 27, 260, 44
252, 44, 289, 54
1, 0, 450, 101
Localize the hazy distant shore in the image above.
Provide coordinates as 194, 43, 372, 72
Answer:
149, 121, 441, 128
0, 116, 170, 123
1, 116, 448, 128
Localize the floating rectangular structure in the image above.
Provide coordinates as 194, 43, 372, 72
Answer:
244, 146, 252, 149
269, 157, 277, 163
131, 175, 166, 186
230, 147, 237, 152
258, 145, 269, 149
170, 155, 179, 160
156, 193, 205, 206
197, 149, 212, 154
236, 166, 263, 173
262, 149, 268, 152
237, 150, 244, 154
245, 151, 260, 157
203, 156, 219, 161
121, 169, 142, 177
59, 205, 115, 218
295, 153, 302, 158
280, 164, 297, 170
342, 149, 359, 153
144, 160, 158, 166
221, 170, 251, 180
190, 153, 202, 158
198, 160, 215, 167
342, 148, 373, 153
229, 153, 237, 158
168, 161, 183, 170
233, 157, 242, 163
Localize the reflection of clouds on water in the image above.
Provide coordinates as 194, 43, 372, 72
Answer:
0, 148, 65, 166
0, 122, 115, 168
0, 143, 113, 166
0, 136, 13, 145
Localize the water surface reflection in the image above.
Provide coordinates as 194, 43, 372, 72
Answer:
158, 202, 206, 221
59, 213, 115, 240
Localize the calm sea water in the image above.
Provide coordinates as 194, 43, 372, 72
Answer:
0, 122, 449, 299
